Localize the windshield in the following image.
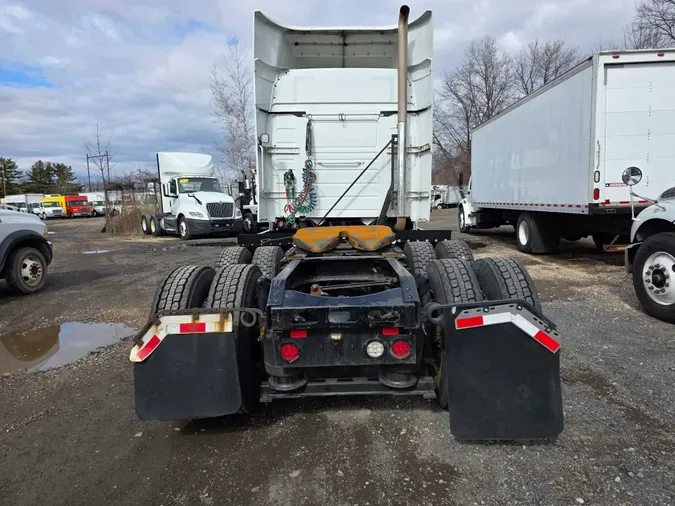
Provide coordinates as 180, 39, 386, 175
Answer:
659, 187, 675, 201
178, 177, 222, 193
70, 200, 87, 206
92, 201, 104, 206
43, 202, 61, 208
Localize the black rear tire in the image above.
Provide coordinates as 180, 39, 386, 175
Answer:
252, 246, 284, 279
435, 239, 474, 263
472, 257, 542, 314
149, 265, 215, 317
141, 215, 151, 235
426, 259, 484, 409
216, 246, 252, 269
403, 241, 437, 276
5, 247, 48, 294
150, 215, 163, 237
205, 264, 263, 413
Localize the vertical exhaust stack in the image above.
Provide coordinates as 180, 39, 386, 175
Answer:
396, 5, 410, 218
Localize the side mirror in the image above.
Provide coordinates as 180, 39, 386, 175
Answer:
458, 173, 464, 187
622, 166, 642, 186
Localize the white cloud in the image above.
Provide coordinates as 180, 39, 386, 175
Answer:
0, 0, 639, 179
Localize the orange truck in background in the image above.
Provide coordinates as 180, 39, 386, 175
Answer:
40, 194, 92, 218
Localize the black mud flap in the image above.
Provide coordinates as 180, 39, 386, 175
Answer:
134, 332, 242, 421
442, 301, 563, 441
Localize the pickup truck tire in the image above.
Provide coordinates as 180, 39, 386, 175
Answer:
243, 213, 258, 234
141, 215, 151, 235
472, 257, 542, 314
149, 265, 215, 317
435, 239, 474, 263
178, 217, 192, 240
216, 246, 252, 269
5, 246, 48, 294
426, 258, 484, 409
205, 264, 263, 414
632, 232, 675, 324
252, 246, 284, 280
403, 241, 437, 276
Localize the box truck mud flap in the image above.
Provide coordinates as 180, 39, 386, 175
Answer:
130, 312, 259, 420
427, 300, 564, 441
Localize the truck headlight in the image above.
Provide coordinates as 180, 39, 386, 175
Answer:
235, 208, 242, 218
188, 211, 204, 218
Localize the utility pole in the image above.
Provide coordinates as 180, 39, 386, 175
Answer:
1, 162, 6, 199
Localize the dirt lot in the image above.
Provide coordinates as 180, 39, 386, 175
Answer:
1, 213, 674, 506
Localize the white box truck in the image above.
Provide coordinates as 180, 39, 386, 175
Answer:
80, 193, 106, 216
4, 194, 42, 213
432, 185, 462, 209
460, 49, 675, 254
252, 7, 433, 231
140, 152, 242, 240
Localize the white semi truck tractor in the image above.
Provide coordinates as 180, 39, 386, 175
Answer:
140, 152, 242, 240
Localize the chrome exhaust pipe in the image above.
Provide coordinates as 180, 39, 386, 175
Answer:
396, 5, 410, 217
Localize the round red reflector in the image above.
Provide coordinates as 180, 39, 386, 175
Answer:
391, 340, 411, 359
280, 343, 299, 362
593, 188, 600, 200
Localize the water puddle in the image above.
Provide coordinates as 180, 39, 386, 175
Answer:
1, 322, 135, 375
82, 250, 111, 255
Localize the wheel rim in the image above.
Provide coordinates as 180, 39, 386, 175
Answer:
179, 221, 186, 236
642, 251, 675, 305
21, 255, 43, 287
459, 210, 464, 229
150, 220, 156, 233
243, 216, 252, 232
142, 218, 147, 231
518, 220, 529, 246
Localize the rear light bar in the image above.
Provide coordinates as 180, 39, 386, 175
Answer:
382, 327, 399, 336
290, 329, 307, 339
130, 314, 233, 363
455, 312, 560, 353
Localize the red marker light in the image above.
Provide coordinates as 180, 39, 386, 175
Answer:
280, 343, 299, 362
593, 188, 600, 200
382, 327, 399, 336
290, 329, 307, 339
391, 340, 411, 359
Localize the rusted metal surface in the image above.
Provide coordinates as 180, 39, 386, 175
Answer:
293, 225, 395, 253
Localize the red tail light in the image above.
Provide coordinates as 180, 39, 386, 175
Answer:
290, 329, 307, 339
390, 340, 411, 359
593, 188, 600, 200
280, 343, 299, 362
382, 327, 399, 336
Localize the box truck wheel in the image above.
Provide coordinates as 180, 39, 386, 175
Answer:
517, 212, 558, 254
404, 241, 437, 276
426, 259, 484, 408
149, 265, 215, 318
632, 232, 675, 324
141, 215, 151, 235
516, 213, 534, 253
5, 246, 48, 294
252, 246, 284, 280
458, 206, 471, 234
205, 264, 264, 414
435, 239, 474, 263
472, 257, 542, 314
216, 246, 252, 269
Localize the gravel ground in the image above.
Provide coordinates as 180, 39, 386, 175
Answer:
0, 214, 673, 506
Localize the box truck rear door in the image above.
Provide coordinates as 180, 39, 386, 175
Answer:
602, 62, 675, 204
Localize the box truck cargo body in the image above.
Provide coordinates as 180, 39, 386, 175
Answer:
461, 50, 675, 253
253, 9, 433, 228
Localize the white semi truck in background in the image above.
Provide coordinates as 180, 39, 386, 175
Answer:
460, 49, 675, 254
140, 152, 242, 240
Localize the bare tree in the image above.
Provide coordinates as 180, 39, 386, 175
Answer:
624, 19, 667, 48
83, 123, 115, 228
514, 39, 579, 96
210, 37, 255, 182
634, 0, 675, 44
434, 36, 514, 176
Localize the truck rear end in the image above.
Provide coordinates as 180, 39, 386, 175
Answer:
130, 6, 564, 443
253, 9, 433, 227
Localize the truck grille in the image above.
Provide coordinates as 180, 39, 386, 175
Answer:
206, 202, 234, 218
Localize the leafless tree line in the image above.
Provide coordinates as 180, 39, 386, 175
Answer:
433, 0, 675, 185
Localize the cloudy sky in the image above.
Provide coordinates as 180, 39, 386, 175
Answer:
0, 0, 637, 180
